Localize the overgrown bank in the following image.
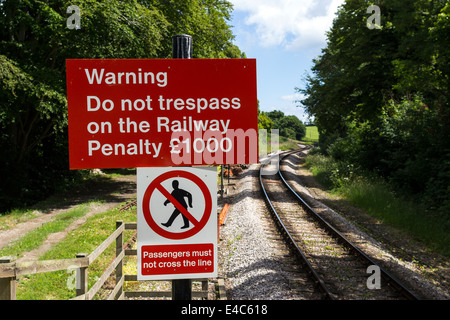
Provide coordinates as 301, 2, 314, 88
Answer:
299, 1, 449, 227
304, 150, 449, 257
15, 204, 137, 300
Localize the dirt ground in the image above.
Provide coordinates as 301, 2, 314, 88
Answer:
0, 171, 137, 260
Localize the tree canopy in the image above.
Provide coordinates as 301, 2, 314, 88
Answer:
298, 0, 449, 217
0, 0, 244, 212
266, 110, 306, 141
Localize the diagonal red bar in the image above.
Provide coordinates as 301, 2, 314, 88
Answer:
156, 184, 199, 226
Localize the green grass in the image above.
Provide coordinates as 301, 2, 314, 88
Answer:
258, 128, 315, 155
0, 208, 42, 232
303, 126, 319, 143
304, 153, 336, 188
343, 179, 448, 253
16, 204, 137, 300
0, 203, 94, 258
279, 136, 301, 151
305, 153, 450, 257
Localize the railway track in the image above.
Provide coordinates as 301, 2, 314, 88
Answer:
119, 199, 137, 211
259, 149, 420, 300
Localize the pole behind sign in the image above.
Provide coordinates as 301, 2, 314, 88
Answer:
172, 34, 193, 59
172, 34, 193, 301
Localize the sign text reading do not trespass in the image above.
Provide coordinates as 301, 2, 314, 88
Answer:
66, 59, 258, 169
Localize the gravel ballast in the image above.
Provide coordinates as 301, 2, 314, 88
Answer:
218, 164, 306, 300
218, 158, 449, 300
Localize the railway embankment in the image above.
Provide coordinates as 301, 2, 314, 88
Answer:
219, 152, 449, 300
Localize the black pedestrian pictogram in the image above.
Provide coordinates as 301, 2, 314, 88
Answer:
142, 169, 212, 240
161, 180, 193, 229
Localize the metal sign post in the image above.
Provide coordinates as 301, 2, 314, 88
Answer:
172, 34, 193, 300
172, 34, 193, 59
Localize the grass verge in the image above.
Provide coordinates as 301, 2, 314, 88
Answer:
303, 126, 319, 143
16, 204, 137, 300
0, 203, 95, 258
305, 153, 450, 257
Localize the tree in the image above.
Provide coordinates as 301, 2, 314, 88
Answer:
258, 112, 273, 130
266, 110, 305, 140
279, 115, 306, 140
0, 0, 243, 211
298, 0, 399, 148
266, 110, 285, 124
257, 100, 273, 130
147, 0, 243, 58
0, 0, 170, 210
298, 0, 449, 216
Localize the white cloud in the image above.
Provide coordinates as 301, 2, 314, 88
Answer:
281, 93, 305, 102
230, 0, 344, 50
264, 103, 310, 122
259, 93, 309, 122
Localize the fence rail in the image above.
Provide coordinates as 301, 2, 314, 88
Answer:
0, 221, 220, 300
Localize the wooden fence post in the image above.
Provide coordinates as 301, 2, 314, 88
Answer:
0, 257, 16, 300
115, 220, 124, 299
76, 253, 88, 298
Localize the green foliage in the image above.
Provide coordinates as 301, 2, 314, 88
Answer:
303, 126, 319, 143
305, 152, 358, 191
0, 0, 243, 212
306, 152, 450, 256
266, 110, 306, 140
281, 127, 296, 140
16, 204, 137, 300
148, 0, 243, 58
299, 0, 450, 218
258, 112, 273, 130
257, 101, 273, 130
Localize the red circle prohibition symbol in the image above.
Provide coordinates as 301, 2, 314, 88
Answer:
142, 170, 212, 240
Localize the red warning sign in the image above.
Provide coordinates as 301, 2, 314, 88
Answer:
66, 59, 258, 169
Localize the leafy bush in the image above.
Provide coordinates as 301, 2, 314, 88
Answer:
266, 110, 306, 140
0, 0, 243, 212
299, 0, 449, 220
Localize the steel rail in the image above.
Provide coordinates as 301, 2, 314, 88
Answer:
118, 199, 137, 212
278, 151, 421, 300
259, 153, 336, 300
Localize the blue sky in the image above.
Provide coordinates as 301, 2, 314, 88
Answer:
228, 0, 345, 123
